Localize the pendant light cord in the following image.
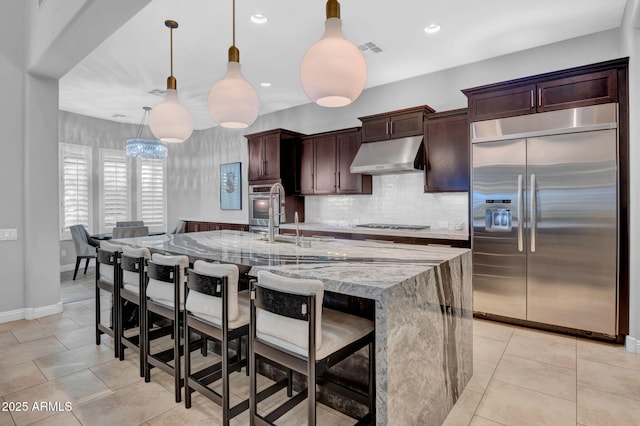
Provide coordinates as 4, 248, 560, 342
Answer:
170, 26, 174, 77
232, 0, 236, 47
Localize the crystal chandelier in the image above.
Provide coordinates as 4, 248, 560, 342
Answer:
125, 107, 168, 159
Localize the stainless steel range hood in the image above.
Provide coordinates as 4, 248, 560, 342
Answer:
350, 136, 425, 175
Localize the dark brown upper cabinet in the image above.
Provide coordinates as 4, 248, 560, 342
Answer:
463, 59, 624, 122
359, 105, 435, 142
423, 109, 469, 192
245, 128, 304, 191
299, 128, 371, 196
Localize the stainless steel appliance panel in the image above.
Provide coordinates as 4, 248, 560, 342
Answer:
526, 130, 618, 335
248, 185, 280, 228
472, 139, 527, 319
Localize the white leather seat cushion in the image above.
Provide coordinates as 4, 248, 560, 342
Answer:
190, 290, 250, 330
255, 271, 324, 355
146, 253, 189, 309
98, 242, 123, 284
121, 246, 151, 294
258, 308, 374, 360
185, 261, 240, 323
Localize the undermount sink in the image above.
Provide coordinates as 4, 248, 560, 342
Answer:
256, 234, 311, 247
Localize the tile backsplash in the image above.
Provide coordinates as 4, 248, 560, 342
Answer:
304, 173, 468, 229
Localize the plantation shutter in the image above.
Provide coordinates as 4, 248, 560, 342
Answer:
100, 149, 129, 231
59, 143, 92, 237
138, 158, 166, 230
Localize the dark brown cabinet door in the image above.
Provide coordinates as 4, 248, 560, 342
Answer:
361, 116, 390, 142
261, 133, 281, 180
537, 69, 617, 112
247, 137, 263, 181
336, 131, 371, 194
313, 135, 337, 194
246, 129, 303, 188
299, 139, 314, 194
389, 112, 425, 139
468, 84, 536, 122
424, 109, 469, 192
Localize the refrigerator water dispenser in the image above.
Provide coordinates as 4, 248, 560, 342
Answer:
485, 208, 511, 231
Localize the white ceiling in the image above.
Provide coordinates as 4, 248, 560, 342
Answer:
59, 0, 628, 130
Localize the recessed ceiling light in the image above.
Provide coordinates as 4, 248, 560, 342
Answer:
260, 82, 272, 88
250, 14, 268, 24
424, 24, 441, 34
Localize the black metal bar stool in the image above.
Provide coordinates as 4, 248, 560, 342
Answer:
95, 242, 123, 358
183, 261, 250, 425
143, 253, 201, 403
249, 270, 376, 426
118, 246, 151, 376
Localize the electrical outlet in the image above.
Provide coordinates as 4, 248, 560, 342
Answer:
61, 249, 67, 257
0, 228, 17, 241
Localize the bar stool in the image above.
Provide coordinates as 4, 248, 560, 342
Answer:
95, 241, 123, 358
118, 246, 151, 376
183, 261, 249, 425
249, 270, 376, 426
143, 253, 195, 403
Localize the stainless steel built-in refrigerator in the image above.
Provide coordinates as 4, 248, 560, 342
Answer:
471, 103, 619, 337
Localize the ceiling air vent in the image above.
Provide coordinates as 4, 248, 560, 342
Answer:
112, 114, 126, 118
147, 89, 166, 96
357, 41, 383, 56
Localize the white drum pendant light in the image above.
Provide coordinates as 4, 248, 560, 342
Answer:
300, 0, 367, 107
149, 20, 194, 143
208, 0, 260, 129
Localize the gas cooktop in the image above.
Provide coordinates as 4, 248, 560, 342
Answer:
355, 223, 431, 230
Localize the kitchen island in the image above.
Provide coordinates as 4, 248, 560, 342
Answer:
115, 231, 472, 425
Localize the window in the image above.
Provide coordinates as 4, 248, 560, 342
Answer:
100, 149, 129, 233
59, 143, 92, 239
138, 158, 166, 231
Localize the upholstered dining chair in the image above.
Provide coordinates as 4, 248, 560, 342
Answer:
116, 221, 144, 227
70, 224, 100, 280
112, 226, 149, 239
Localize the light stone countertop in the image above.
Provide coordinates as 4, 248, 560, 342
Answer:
115, 230, 468, 299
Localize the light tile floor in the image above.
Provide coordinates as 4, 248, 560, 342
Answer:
0, 271, 638, 425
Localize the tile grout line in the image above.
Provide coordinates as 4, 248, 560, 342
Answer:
468, 327, 514, 425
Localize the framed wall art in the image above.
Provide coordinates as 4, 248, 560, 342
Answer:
220, 162, 242, 210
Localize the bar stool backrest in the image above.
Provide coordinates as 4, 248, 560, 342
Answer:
121, 246, 151, 289
255, 271, 324, 357
186, 261, 240, 323
147, 253, 189, 309
97, 241, 123, 284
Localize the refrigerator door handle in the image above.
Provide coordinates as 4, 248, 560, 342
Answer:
530, 173, 536, 253
517, 174, 523, 252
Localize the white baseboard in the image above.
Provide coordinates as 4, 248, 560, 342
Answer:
60, 263, 76, 273
625, 335, 640, 354
0, 302, 64, 324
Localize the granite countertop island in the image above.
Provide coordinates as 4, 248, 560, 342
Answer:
115, 231, 472, 425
